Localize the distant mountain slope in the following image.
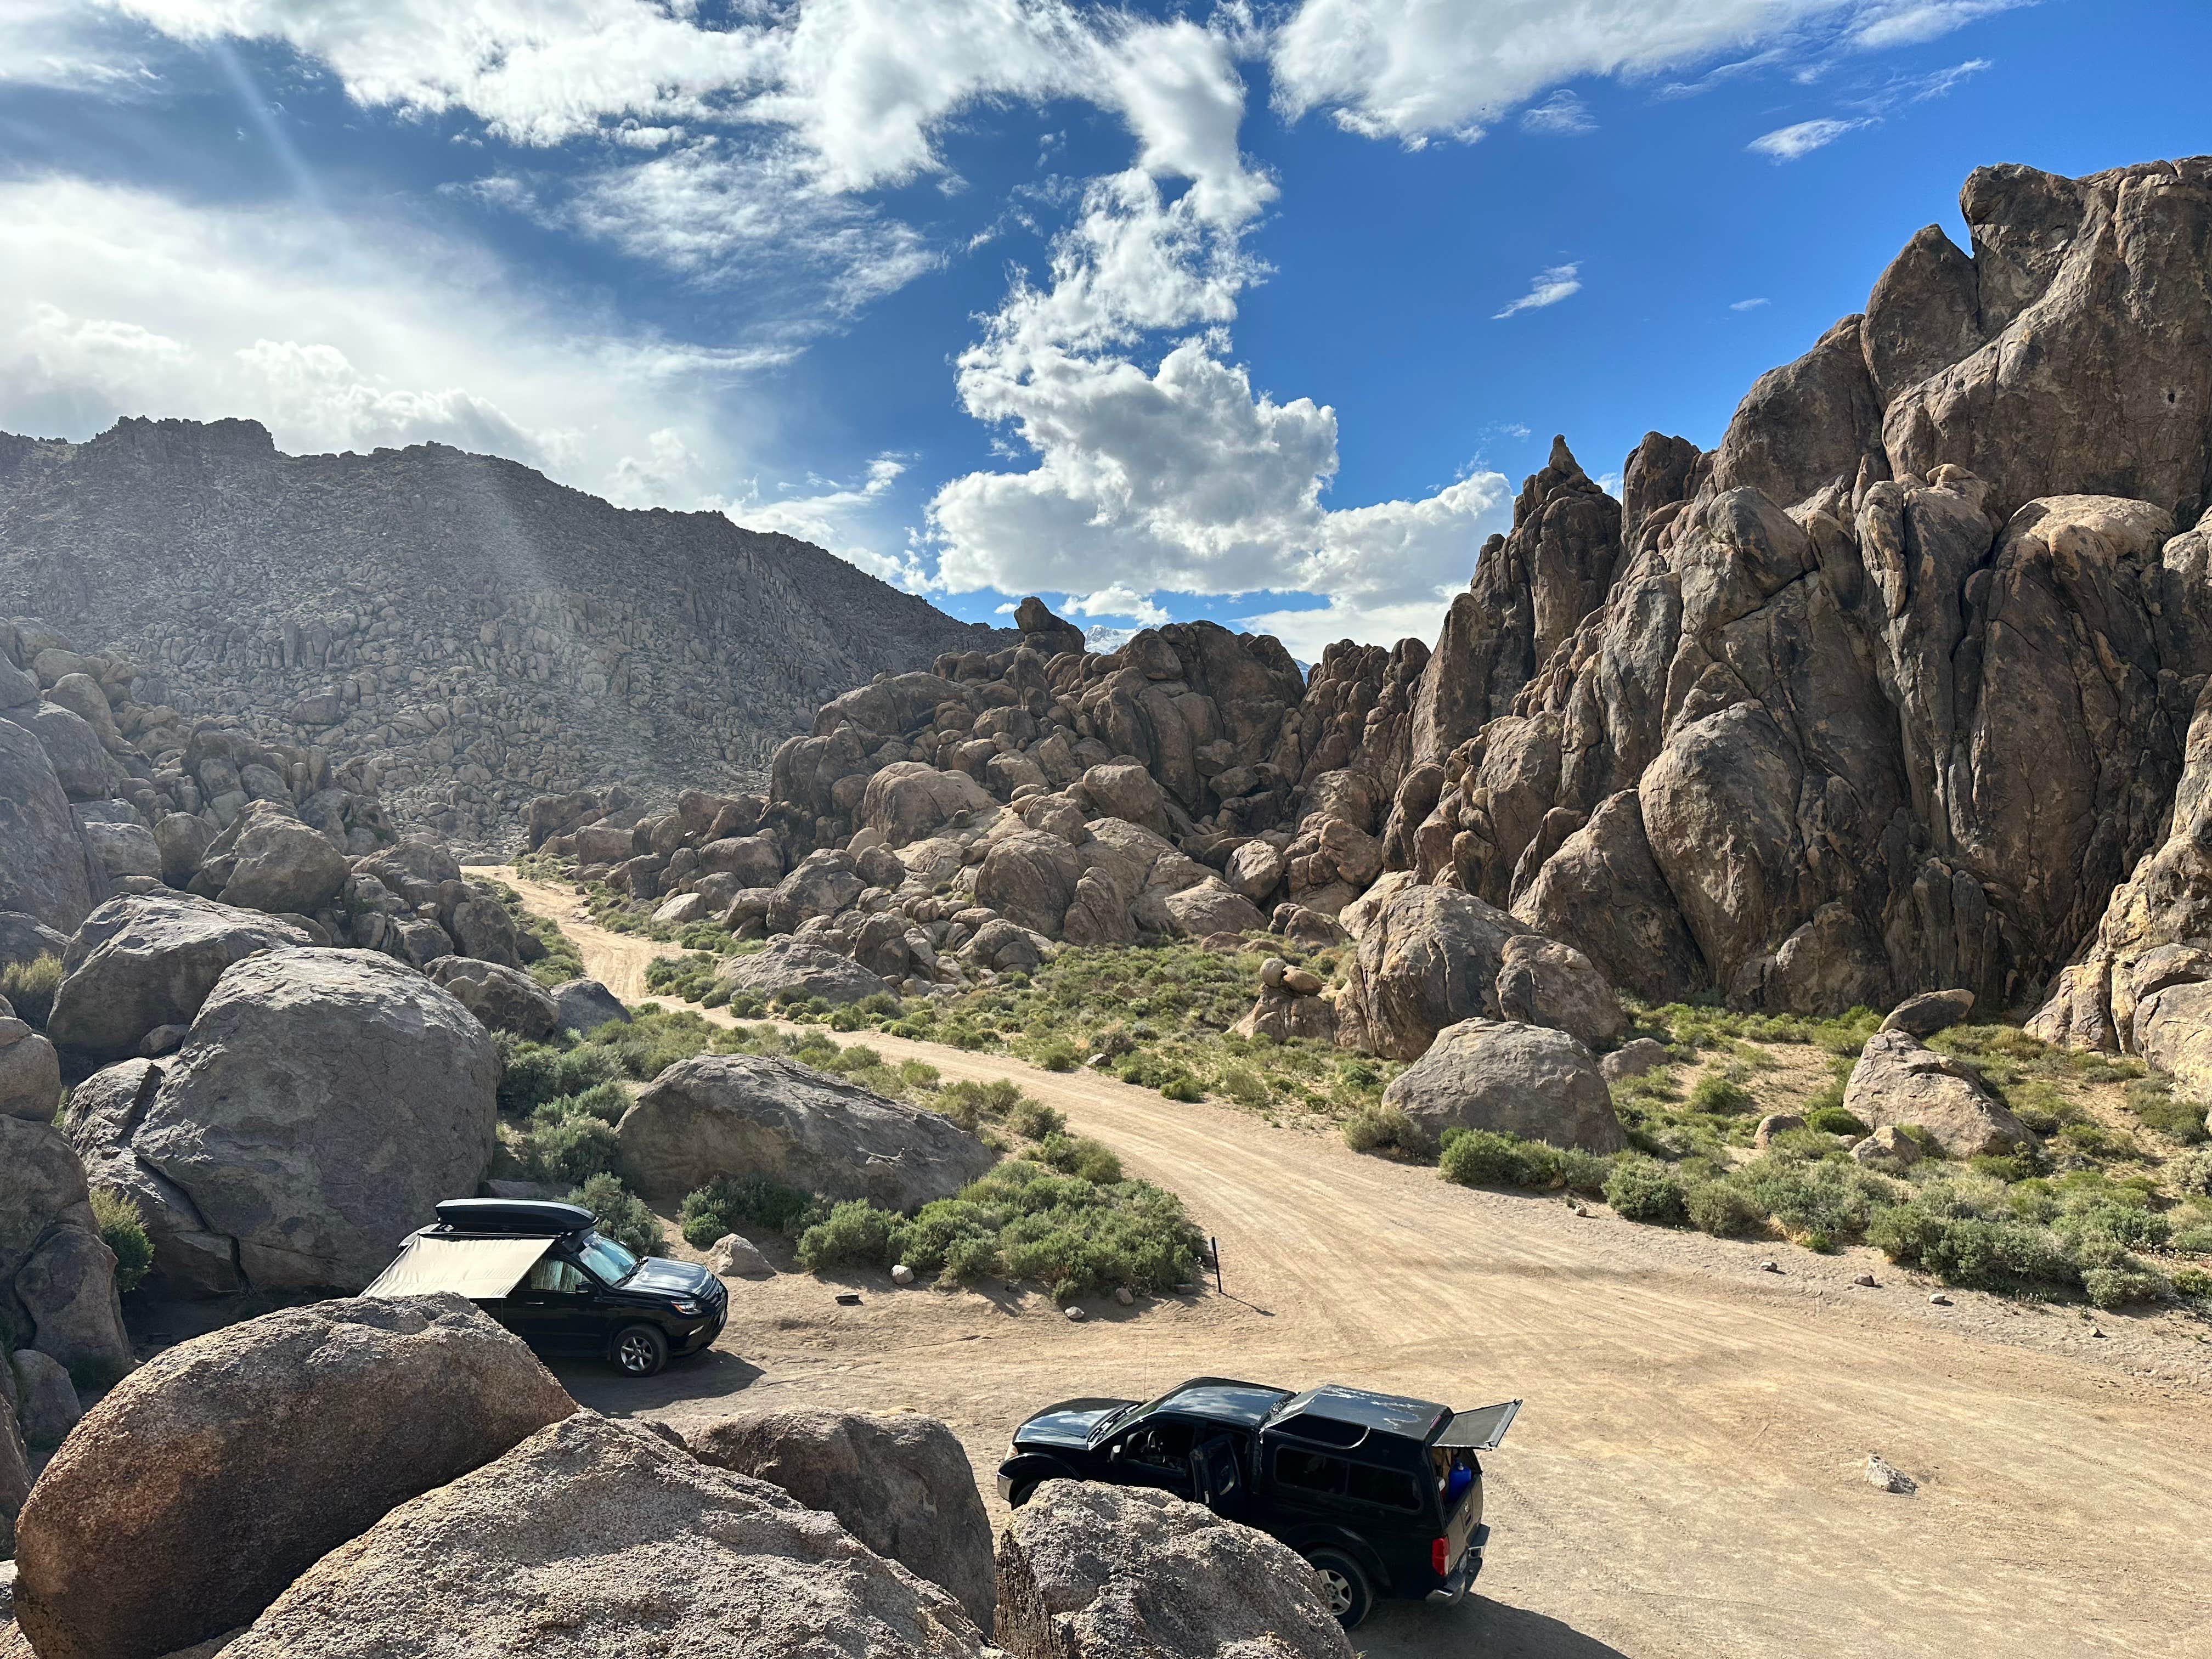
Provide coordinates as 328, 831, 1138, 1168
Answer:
0, 417, 1008, 849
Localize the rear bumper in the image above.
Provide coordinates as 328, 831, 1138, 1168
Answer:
1427, 1524, 1489, 1604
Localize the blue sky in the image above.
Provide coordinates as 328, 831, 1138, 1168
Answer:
3, 1, 2207, 658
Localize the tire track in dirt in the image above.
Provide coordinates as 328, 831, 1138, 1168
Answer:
482, 866, 2212, 1658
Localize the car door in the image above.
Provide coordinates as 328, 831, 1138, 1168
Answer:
505, 1254, 597, 1354
1103, 1414, 1198, 1498
1189, 1433, 1249, 1521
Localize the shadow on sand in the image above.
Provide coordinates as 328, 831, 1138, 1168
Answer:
550, 1346, 766, 1415
1355, 1594, 1632, 1659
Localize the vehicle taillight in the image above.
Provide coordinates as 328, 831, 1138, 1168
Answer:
1432, 1537, 1450, 1575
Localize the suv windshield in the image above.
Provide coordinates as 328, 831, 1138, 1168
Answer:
576, 1232, 638, 1286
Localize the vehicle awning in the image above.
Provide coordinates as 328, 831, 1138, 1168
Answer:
363, 1235, 551, 1300
1435, 1399, 1521, 1451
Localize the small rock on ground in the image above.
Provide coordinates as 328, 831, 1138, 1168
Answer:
1865, 1455, 1917, 1495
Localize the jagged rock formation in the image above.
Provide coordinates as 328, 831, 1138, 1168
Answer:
541, 154, 2212, 1045
0, 419, 1009, 851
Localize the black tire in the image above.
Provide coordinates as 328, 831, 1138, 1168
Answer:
1006, 1479, 1041, 1508
612, 1324, 668, 1378
1306, 1550, 1373, 1630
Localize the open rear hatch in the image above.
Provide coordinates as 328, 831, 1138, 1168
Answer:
1436, 1398, 1520, 1451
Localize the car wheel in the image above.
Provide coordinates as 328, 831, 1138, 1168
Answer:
1007, 1479, 1041, 1508
613, 1324, 668, 1377
1306, 1550, 1373, 1630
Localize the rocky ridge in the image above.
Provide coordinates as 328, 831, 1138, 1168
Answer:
0, 420, 1009, 852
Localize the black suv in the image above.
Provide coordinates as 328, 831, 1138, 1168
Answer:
997, 1377, 1518, 1628
368, 1199, 727, 1376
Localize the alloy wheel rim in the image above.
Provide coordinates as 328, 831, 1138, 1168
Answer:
619, 1335, 654, 1372
1315, 1568, 1353, 1617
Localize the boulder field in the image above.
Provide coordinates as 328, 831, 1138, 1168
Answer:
529, 155, 2212, 1100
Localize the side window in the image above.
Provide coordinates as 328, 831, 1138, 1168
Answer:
525, 1257, 588, 1294
1346, 1464, 1421, 1511
1274, 1448, 1348, 1497
1120, 1419, 1196, 1470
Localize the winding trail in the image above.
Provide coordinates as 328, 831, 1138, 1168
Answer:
478, 866, 2212, 1659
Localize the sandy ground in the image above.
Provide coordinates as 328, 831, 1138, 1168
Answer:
478, 867, 2212, 1658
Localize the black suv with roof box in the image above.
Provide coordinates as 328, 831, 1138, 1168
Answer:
366, 1199, 726, 1376
997, 1377, 1517, 1628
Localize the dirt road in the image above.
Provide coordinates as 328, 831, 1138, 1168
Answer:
481, 867, 2212, 1658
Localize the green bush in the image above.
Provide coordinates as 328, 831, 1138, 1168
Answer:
1604, 1158, 1688, 1224
1729, 1153, 1894, 1250
588, 1007, 719, 1080
2169, 1148, 2212, 1196
1032, 1037, 1082, 1073
91, 1188, 154, 1294
1805, 1105, 1869, 1137
1867, 1199, 2076, 1293
678, 1174, 822, 1246
1036, 1131, 1123, 1184
893, 1199, 1000, 1282
1437, 1130, 1610, 1196
1685, 1181, 1760, 1238
2172, 1266, 2212, 1298
1159, 1073, 1205, 1103
566, 1173, 663, 1260
2083, 1262, 2169, 1309
515, 1104, 620, 1187
496, 1038, 624, 1117
1342, 1102, 1418, 1154
0, 955, 60, 1028
1688, 1074, 1757, 1115
1005, 1097, 1065, 1139
2125, 1080, 2209, 1144
1218, 1068, 1269, 1109
797, 1199, 904, 1269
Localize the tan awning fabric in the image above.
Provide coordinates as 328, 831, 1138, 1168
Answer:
363, 1235, 551, 1300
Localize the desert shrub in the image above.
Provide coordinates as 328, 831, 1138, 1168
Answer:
1005, 1097, 1066, 1139
589, 1007, 719, 1080
1804, 1105, 1869, 1137
1685, 1181, 1760, 1238
1605, 1158, 1688, 1224
1437, 1129, 1611, 1196
2171, 1222, 2212, 1253
563, 1081, 631, 1124
2056, 1200, 2170, 1254
1159, 1073, 1205, 1103
1688, 1074, 1757, 1115
495, 1038, 623, 1117
1032, 1036, 1082, 1073
1217, 1067, 1269, 1109
1867, 1193, 2075, 1293
795, 1199, 902, 1269
2082, 1262, 2170, 1310
91, 1188, 154, 1294
517, 1101, 620, 1187
980, 1163, 1203, 1302
2, 955, 63, 1027
566, 1172, 663, 1260
1342, 1102, 1420, 1154
1036, 1131, 1123, 1184
2124, 1079, 2209, 1144
679, 1175, 821, 1246
1728, 1152, 1892, 1249
2171, 1266, 2212, 1299
892, 1199, 999, 1281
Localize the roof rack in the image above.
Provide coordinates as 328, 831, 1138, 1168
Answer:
432, 1198, 595, 1236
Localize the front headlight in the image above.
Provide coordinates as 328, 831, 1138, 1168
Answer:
671, 1299, 700, 1316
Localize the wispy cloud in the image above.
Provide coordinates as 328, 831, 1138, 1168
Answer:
1906, 55, 1992, 99
1847, 1, 2029, 50
1493, 263, 1582, 319
1520, 89, 1595, 134
1749, 117, 1873, 160
1731, 296, 1771, 311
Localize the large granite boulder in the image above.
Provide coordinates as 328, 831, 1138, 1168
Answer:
1334, 884, 1534, 1061
0, 716, 94, 932
1842, 1029, 2037, 1158
0, 1114, 131, 1376
1492, 933, 1625, 1051
195, 803, 348, 916
718, 936, 894, 1006
44, 893, 314, 1062
862, 761, 1000, 848
1381, 1018, 1627, 1154
0, 911, 67, 973
67, 1059, 245, 1299
681, 1409, 995, 1629
123, 949, 500, 1291
212, 1412, 990, 1658
552, 977, 630, 1034
618, 1054, 994, 1209
995, 1482, 1352, 1659
766, 849, 866, 935
427, 955, 560, 1039
11, 1295, 575, 1659
0, 1015, 61, 1121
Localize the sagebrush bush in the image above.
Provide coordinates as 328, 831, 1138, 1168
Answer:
1341, 1101, 1419, 1154
1005, 1097, 1065, 1139
90, 1187, 154, 1294
2083, 1262, 2169, 1309
1437, 1129, 1610, 1196
1036, 1131, 1123, 1184
797, 1199, 902, 1269
1032, 1037, 1082, 1073
515, 1103, 620, 1187
1, 955, 63, 1028
566, 1173, 663, 1259
496, 1037, 624, 1117
1728, 1152, 1894, 1249
1605, 1158, 1688, 1224
1688, 1074, 1757, 1115
1685, 1181, 1760, 1238
2168, 1148, 2212, 1197
679, 1174, 821, 1246
1804, 1105, 1869, 1136
1218, 1067, 1269, 1108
